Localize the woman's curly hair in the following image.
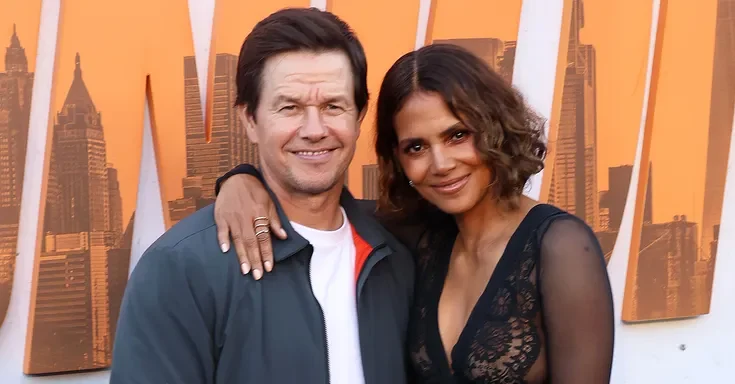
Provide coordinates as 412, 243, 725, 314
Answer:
374, 43, 547, 222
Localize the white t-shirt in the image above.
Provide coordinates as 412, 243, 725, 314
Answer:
290, 207, 366, 384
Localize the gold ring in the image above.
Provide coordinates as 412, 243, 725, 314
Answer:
255, 229, 270, 238
254, 223, 269, 229
253, 216, 269, 224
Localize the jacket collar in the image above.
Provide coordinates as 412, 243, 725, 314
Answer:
261, 181, 389, 263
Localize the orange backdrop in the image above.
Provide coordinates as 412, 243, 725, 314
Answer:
0, 0, 732, 377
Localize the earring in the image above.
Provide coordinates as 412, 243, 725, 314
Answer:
408, 180, 414, 187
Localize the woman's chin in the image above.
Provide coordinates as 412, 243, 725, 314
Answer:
426, 199, 475, 216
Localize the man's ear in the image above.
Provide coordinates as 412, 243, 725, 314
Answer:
237, 105, 258, 143
357, 107, 367, 125
356, 107, 368, 138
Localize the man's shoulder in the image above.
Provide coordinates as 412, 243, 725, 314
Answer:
135, 204, 235, 277
156, 204, 218, 249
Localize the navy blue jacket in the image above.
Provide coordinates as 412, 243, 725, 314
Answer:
110, 182, 415, 383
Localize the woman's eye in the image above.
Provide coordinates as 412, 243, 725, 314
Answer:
406, 143, 423, 153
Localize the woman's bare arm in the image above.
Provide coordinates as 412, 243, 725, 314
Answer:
214, 173, 286, 280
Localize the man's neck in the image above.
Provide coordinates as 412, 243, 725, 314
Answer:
263, 173, 344, 231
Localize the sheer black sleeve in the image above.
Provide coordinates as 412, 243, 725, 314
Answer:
538, 216, 614, 383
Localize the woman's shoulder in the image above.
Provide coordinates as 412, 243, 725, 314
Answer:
531, 204, 593, 237
510, 203, 599, 255
527, 204, 605, 264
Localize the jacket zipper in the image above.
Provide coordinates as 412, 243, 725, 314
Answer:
306, 252, 330, 384
305, 241, 393, 384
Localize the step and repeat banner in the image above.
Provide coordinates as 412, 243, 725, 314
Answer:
0, 0, 733, 380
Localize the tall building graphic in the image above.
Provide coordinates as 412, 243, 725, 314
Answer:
0, 24, 34, 326
107, 165, 124, 246
634, 215, 698, 320
547, 0, 599, 230
48, 53, 112, 234
362, 164, 380, 200
694, 0, 735, 313
624, 0, 734, 321
435, 38, 515, 84
599, 165, 653, 233
107, 214, 134, 349
29, 54, 129, 373
169, 54, 259, 226
1, 24, 31, 207
700, 0, 734, 262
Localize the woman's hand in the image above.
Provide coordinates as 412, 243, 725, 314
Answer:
214, 174, 287, 280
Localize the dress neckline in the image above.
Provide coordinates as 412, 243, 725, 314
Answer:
427, 203, 554, 378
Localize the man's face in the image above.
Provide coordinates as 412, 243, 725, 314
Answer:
240, 50, 362, 196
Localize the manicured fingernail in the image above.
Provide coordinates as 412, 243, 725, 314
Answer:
280, 229, 287, 237
252, 269, 262, 280
221, 243, 229, 253
241, 263, 250, 275
264, 261, 272, 272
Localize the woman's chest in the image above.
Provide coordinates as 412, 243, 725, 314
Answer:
408, 254, 547, 383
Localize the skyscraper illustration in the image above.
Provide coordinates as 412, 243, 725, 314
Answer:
0, 24, 34, 327
622, 0, 733, 321
694, 0, 734, 313
28, 53, 129, 374
434, 38, 516, 84
700, 0, 734, 261
547, 0, 599, 230
169, 54, 259, 226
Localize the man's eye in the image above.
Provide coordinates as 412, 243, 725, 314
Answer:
279, 105, 296, 112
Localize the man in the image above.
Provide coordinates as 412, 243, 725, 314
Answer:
110, 8, 415, 384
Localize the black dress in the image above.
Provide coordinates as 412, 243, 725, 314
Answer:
407, 204, 614, 384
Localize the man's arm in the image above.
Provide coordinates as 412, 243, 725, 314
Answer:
110, 244, 216, 383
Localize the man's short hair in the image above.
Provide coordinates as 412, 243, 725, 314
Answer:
234, 7, 369, 119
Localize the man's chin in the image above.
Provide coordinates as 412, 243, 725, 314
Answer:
288, 176, 342, 195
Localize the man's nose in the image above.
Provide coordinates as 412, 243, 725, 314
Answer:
299, 107, 328, 141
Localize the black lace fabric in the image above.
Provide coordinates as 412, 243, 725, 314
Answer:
406, 207, 614, 384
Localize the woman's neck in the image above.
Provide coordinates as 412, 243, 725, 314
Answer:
453, 194, 529, 258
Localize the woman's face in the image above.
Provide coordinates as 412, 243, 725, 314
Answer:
394, 91, 493, 215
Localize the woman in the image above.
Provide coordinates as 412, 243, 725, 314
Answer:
213, 43, 614, 383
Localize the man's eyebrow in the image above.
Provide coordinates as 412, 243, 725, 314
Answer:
272, 94, 300, 105
322, 95, 350, 104
272, 94, 351, 104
